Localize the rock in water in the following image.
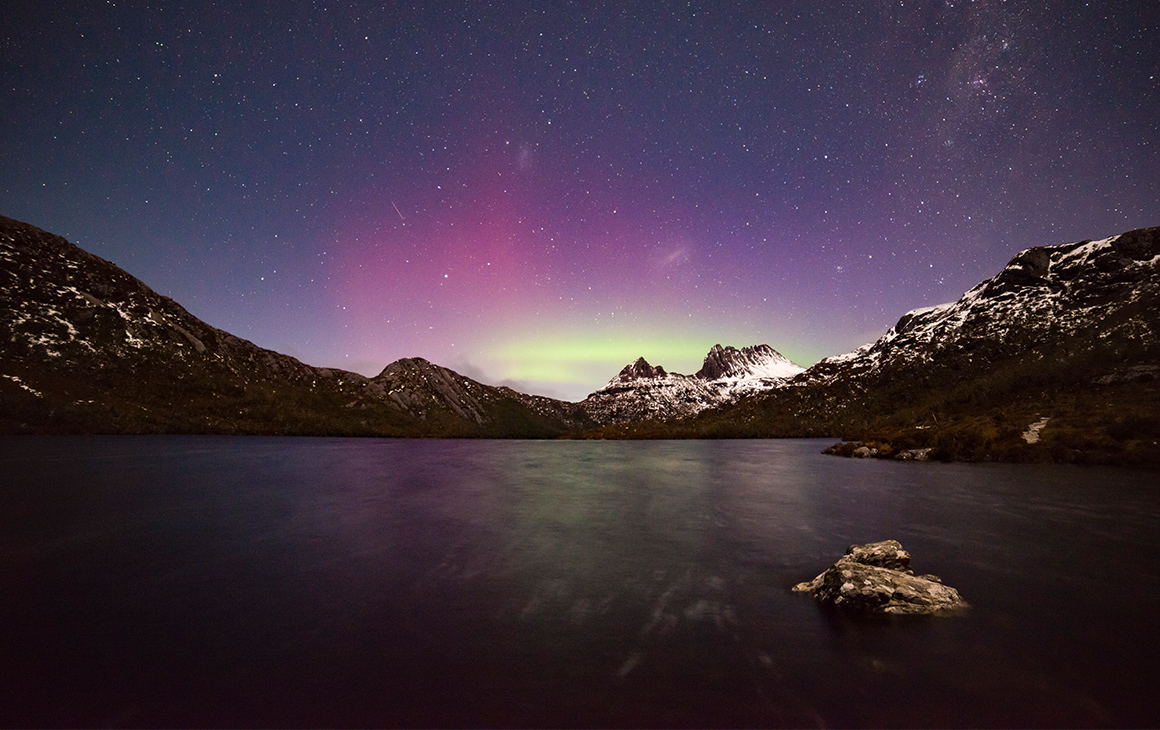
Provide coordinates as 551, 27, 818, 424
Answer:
793, 540, 967, 615
842, 539, 912, 571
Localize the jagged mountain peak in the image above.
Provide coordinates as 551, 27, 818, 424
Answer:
604, 344, 803, 388
613, 357, 669, 382
584, 343, 804, 425
695, 343, 802, 381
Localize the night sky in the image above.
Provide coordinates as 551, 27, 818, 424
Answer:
3, 2, 1157, 401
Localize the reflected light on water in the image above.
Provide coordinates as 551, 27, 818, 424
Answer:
1, 436, 1157, 727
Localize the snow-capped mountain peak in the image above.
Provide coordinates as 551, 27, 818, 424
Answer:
610, 357, 670, 383
806, 226, 1160, 384
696, 343, 805, 381
583, 343, 804, 424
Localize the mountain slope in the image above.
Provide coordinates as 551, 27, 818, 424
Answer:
579, 343, 804, 425
0, 215, 588, 436
5, 213, 1157, 463
805, 229, 1160, 386
630, 227, 1160, 463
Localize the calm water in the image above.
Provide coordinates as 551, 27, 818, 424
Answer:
2, 437, 1158, 728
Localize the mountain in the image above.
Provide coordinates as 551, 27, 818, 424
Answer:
0, 215, 589, 436
632, 227, 1160, 464
696, 343, 804, 381
4, 213, 1158, 463
805, 228, 1160, 386
579, 344, 804, 425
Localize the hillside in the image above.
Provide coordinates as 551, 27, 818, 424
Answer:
4, 214, 1157, 463
592, 227, 1160, 464
0, 215, 589, 437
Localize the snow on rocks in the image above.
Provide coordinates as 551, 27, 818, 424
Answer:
582, 344, 804, 425
799, 226, 1160, 387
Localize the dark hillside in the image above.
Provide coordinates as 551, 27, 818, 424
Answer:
0, 215, 588, 437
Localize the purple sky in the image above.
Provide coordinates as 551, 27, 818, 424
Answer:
3, 1, 1157, 400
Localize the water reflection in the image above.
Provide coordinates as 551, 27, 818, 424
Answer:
1, 437, 1158, 727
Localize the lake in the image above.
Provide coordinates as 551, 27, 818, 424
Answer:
2, 437, 1158, 727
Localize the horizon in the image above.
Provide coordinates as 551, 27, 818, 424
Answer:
3, 2, 1157, 402
345, 337, 814, 403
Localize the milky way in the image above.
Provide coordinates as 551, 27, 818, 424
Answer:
2, 1, 1157, 400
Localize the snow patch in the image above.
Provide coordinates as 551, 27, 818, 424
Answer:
907, 302, 955, 318
820, 343, 874, 365
715, 357, 804, 381
2, 374, 42, 397
62, 285, 109, 308
1022, 416, 1050, 444
1055, 236, 1115, 269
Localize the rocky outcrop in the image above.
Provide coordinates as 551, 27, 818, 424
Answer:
696, 343, 804, 381
613, 357, 669, 382
696, 344, 777, 380
823, 441, 933, 461
793, 540, 967, 615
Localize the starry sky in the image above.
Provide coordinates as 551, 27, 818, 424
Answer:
3, 1, 1158, 401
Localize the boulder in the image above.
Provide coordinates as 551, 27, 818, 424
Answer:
895, 448, 933, 461
793, 540, 967, 615
842, 539, 912, 571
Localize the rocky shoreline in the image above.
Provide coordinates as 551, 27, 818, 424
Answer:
823, 440, 934, 461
